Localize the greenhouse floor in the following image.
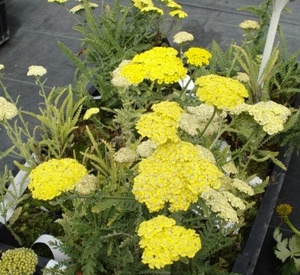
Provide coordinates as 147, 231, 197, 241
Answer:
0, 0, 300, 274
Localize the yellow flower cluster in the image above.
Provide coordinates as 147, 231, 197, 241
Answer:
235, 72, 250, 83
29, 158, 87, 200
136, 101, 183, 144
83, 107, 100, 120
232, 178, 254, 196
173, 31, 194, 45
121, 47, 187, 85
201, 188, 240, 223
0, 97, 18, 121
69, 2, 98, 14
184, 47, 212, 67
239, 20, 260, 30
132, 0, 188, 18
132, 140, 223, 212
179, 104, 227, 136
137, 215, 201, 269
247, 101, 291, 135
195, 74, 249, 110
0, 248, 38, 275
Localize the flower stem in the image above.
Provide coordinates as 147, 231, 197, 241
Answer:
284, 216, 300, 236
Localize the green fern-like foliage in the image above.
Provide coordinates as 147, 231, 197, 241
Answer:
24, 85, 86, 160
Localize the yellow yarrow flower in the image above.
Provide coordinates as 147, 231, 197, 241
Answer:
201, 188, 239, 223
173, 31, 194, 45
136, 101, 183, 144
247, 101, 291, 135
184, 47, 212, 67
239, 20, 260, 30
83, 107, 100, 120
169, 9, 188, 18
121, 47, 187, 85
132, 140, 223, 212
29, 158, 87, 200
137, 216, 201, 269
27, 65, 47, 77
195, 74, 249, 110
69, 2, 98, 13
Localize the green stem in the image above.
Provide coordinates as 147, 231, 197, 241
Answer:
199, 106, 217, 138
284, 216, 300, 236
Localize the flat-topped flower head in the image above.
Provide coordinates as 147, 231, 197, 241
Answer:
184, 47, 212, 67
0, 64, 4, 70
29, 158, 87, 200
201, 188, 239, 223
137, 215, 201, 269
27, 65, 47, 77
132, 0, 187, 18
121, 47, 187, 85
136, 101, 183, 144
247, 101, 291, 135
239, 20, 260, 30
179, 104, 226, 136
173, 31, 194, 45
0, 97, 18, 121
132, 140, 223, 212
195, 74, 249, 110
75, 174, 98, 195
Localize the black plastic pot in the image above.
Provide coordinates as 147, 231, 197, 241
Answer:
0, 0, 9, 46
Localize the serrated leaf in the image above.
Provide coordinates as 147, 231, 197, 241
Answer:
274, 227, 291, 262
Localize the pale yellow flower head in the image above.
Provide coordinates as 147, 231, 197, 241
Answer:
179, 104, 226, 136
111, 60, 133, 88
136, 139, 157, 158
195, 74, 249, 110
70, 2, 98, 13
75, 174, 98, 195
239, 20, 260, 30
29, 158, 87, 200
114, 147, 138, 163
173, 31, 194, 45
247, 101, 291, 135
27, 65, 47, 77
232, 178, 254, 196
0, 64, 4, 70
137, 215, 201, 269
235, 72, 250, 83
201, 188, 239, 223
0, 97, 18, 121
83, 107, 100, 120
